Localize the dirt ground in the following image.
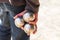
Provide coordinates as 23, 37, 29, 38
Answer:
30, 0, 60, 40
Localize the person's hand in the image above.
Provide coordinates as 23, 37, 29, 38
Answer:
13, 10, 30, 36
13, 10, 38, 36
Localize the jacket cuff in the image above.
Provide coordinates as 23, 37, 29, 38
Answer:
25, 0, 40, 13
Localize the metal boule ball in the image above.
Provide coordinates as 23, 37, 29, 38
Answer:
14, 17, 24, 28
24, 24, 35, 34
23, 12, 35, 22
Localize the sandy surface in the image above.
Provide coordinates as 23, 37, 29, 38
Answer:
30, 0, 60, 40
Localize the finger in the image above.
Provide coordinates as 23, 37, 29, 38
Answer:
29, 22, 36, 25
13, 15, 18, 19
34, 13, 38, 23
33, 24, 37, 34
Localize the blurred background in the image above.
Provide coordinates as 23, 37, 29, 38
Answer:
30, 0, 60, 40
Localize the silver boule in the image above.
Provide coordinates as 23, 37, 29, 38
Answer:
24, 24, 35, 34
14, 18, 24, 28
23, 12, 35, 22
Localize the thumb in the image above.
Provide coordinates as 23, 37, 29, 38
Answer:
13, 15, 18, 19
33, 24, 37, 34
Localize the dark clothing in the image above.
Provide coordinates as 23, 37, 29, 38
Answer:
0, 0, 40, 13
0, 3, 29, 40
0, 0, 40, 40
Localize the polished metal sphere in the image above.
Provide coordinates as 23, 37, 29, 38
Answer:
23, 12, 35, 22
14, 17, 24, 28
24, 24, 35, 34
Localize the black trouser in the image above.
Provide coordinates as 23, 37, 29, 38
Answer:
0, 3, 29, 40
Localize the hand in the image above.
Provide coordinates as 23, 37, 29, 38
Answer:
13, 10, 30, 36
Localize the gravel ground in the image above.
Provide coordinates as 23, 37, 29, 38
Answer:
30, 0, 60, 40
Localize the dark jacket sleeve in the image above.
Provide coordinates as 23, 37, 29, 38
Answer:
25, 0, 40, 13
